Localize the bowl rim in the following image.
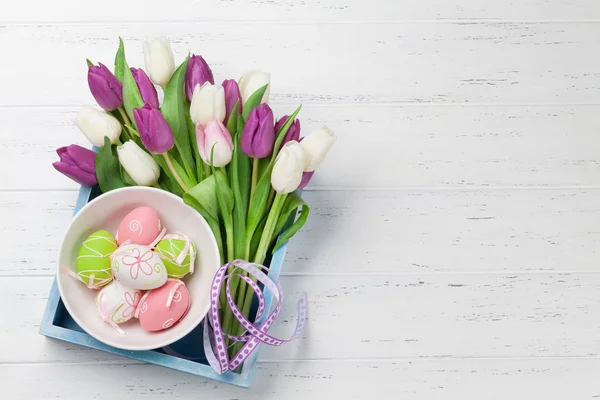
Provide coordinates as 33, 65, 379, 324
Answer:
56, 186, 220, 351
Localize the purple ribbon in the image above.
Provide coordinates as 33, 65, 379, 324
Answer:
203, 259, 307, 374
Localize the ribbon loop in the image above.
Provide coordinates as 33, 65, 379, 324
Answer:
203, 259, 308, 374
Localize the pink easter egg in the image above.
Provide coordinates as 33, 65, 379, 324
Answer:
117, 206, 163, 246
137, 279, 191, 332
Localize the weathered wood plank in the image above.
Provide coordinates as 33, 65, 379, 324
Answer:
1, 23, 599, 106
3, 0, 600, 22
3, 358, 600, 399
4, 273, 600, 363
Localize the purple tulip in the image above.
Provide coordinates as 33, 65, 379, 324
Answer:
88, 63, 123, 111
222, 79, 242, 123
131, 68, 159, 109
52, 145, 98, 186
133, 103, 175, 154
275, 115, 301, 150
185, 55, 214, 101
297, 171, 314, 190
241, 104, 275, 158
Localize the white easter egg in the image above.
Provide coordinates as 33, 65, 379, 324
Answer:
96, 280, 143, 324
111, 244, 168, 290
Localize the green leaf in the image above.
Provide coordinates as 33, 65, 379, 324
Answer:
271, 105, 302, 163
123, 125, 144, 148
226, 100, 240, 135
114, 37, 125, 83
120, 167, 136, 186
249, 216, 267, 260
158, 171, 183, 197
213, 170, 234, 215
231, 116, 250, 259
272, 193, 310, 251
183, 174, 220, 222
96, 136, 127, 193
86, 59, 94, 68
246, 167, 272, 241
122, 59, 144, 124
167, 151, 195, 189
186, 103, 204, 181
183, 174, 225, 264
161, 57, 197, 185
236, 116, 250, 212
246, 105, 302, 241
241, 84, 268, 121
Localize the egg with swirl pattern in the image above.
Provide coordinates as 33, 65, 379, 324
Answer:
116, 206, 163, 246
111, 244, 167, 290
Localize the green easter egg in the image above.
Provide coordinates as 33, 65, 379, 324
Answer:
76, 230, 117, 287
155, 238, 196, 278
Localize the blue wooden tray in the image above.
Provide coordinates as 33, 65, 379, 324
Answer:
40, 184, 290, 388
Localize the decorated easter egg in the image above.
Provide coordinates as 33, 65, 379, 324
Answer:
111, 244, 167, 290
137, 279, 191, 332
116, 206, 164, 246
155, 234, 197, 278
75, 230, 117, 288
96, 280, 143, 325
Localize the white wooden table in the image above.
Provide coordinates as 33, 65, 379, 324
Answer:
2, 0, 600, 398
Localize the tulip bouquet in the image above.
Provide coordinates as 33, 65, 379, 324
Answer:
53, 37, 336, 361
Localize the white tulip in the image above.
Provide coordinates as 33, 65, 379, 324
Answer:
300, 126, 337, 172
143, 37, 176, 87
271, 141, 307, 194
117, 141, 160, 186
190, 83, 226, 125
238, 70, 270, 106
74, 107, 122, 147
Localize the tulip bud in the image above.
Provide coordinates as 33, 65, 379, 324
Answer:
131, 68, 159, 109
238, 70, 270, 105
196, 121, 233, 167
271, 141, 307, 194
190, 83, 226, 125
116, 141, 160, 186
143, 37, 176, 87
75, 108, 122, 147
52, 144, 98, 186
241, 103, 275, 158
88, 63, 123, 111
300, 126, 337, 172
185, 55, 214, 102
297, 171, 314, 190
274, 115, 301, 150
133, 104, 175, 154
222, 79, 242, 123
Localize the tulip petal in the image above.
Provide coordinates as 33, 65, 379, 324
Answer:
53, 161, 97, 186
131, 68, 159, 109
64, 145, 98, 175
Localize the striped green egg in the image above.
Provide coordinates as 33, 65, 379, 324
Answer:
155, 238, 196, 278
76, 230, 117, 287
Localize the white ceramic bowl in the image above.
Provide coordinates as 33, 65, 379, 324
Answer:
57, 187, 220, 350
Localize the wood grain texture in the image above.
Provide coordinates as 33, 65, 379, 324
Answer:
3, 359, 600, 399
2, 0, 599, 396
4, 190, 600, 277
4, 274, 600, 363
2, 0, 600, 22
4, 105, 600, 190
1, 23, 599, 107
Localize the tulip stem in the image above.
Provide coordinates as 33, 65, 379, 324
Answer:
249, 158, 259, 209
231, 192, 287, 357
117, 107, 131, 126
163, 153, 190, 192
